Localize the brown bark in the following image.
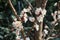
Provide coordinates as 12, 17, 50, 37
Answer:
38, 22, 43, 40
8, 0, 20, 21
35, 0, 42, 8
35, 0, 47, 8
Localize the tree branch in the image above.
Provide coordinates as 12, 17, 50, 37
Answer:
8, 0, 26, 40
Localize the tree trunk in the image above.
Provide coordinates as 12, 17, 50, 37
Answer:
35, 0, 43, 40
38, 22, 43, 40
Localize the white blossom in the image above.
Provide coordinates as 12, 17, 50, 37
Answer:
14, 18, 17, 21
24, 17, 28, 23
12, 21, 23, 31
20, 11, 28, 23
29, 17, 35, 22
20, 37, 30, 40
23, 8, 28, 12
54, 11, 57, 14
54, 2, 57, 6
35, 7, 46, 22
37, 9, 46, 22
16, 30, 20, 36
12, 21, 23, 40
52, 11, 57, 22
35, 7, 42, 15
20, 8, 32, 23
22, 6, 31, 13
44, 25, 49, 29
23, 13, 28, 23
16, 36, 20, 40
51, 13, 54, 16
44, 29, 48, 35
54, 1, 60, 7
26, 37, 30, 40
20, 11, 24, 18
43, 29, 48, 38
41, 9, 47, 16
34, 23, 39, 31
37, 15, 44, 22
27, 6, 32, 12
